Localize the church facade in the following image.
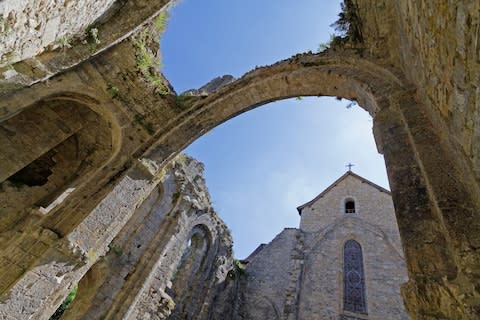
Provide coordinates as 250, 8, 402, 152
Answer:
236, 171, 409, 320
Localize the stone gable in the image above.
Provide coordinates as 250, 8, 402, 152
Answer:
299, 173, 400, 246
230, 172, 409, 320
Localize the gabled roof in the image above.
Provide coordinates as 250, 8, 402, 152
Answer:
296, 171, 391, 215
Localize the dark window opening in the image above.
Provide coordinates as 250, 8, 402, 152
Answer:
345, 200, 356, 213
7, 149, 57, 187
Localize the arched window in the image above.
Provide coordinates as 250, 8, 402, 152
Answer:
345, 200, 356, 213
343, 240, 367, 314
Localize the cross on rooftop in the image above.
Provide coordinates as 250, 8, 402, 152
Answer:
346, 163, 355, 171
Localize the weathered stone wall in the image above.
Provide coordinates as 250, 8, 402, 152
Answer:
227, 174, 408, 320
0, 0, 116, 67
62, 155, 234, 320
395, 1, 480, 180
0, 1, 479, 319
300, 174, 403, 255
0, 0, 174, 93
235, 228, 299, 319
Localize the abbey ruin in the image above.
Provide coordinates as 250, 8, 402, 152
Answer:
0, 0, 479, 319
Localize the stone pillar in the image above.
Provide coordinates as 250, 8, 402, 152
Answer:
373, 93, 480, 319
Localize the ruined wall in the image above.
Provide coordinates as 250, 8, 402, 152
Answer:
0, 0, 175, 93
234, 229, 299, 320
357, 0, 480, 181
0, 1, 479, 319
62, 155, 234, 320
0, 0, 116, 67
395, 1, 480, 179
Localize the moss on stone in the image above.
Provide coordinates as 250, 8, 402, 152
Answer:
131, 11, 170, 95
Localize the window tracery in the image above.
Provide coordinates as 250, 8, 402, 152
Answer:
343, 240, 367, 314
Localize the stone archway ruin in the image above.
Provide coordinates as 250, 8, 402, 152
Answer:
0, 1, 479, 319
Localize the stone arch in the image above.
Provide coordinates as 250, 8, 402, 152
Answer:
0, 93, 118, 237
144, 52, 405, 165
168, 224, 213, 319
140, 51, 480, 318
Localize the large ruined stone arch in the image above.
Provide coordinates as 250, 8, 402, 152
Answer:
143, 51, 404, 164
0, 1, 479, 319
138, 51, 480, 319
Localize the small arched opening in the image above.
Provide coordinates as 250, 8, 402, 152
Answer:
167, 224, 212, 319
0, 97, 113, 236
345, 199, 356, 214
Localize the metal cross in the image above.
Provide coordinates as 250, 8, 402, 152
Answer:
346, 163, 355, 171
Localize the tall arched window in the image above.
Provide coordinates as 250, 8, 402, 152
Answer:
343, 240, 367, 314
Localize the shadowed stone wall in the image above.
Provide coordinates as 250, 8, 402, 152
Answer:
62, 155, 234, 320
0, 1, 479, 319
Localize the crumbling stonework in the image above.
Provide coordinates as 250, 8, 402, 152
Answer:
0, 1, 479, 319
0, 0, 116, 67
181, 75, 236, 96
61, 155, 234, 320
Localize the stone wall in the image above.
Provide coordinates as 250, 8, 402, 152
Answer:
0, 0, 116, 67
299, 218, 408, 320
299, 174, 403, 255
395, 1, 480, 179
62, 154, 234, 320
223, 174, 408, 320
235, 228, 300, 319
0, 1, 479, 319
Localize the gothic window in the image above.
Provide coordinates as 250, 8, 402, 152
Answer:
343, 240, 367, 314
345, 200, 356, 213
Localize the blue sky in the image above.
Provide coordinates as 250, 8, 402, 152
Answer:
161, 0, 389, 259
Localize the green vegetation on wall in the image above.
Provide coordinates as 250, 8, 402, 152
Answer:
132, 11, 170, 95
49, 285, 78, 320
319, 0, 364, 51
331, 0, 363, 44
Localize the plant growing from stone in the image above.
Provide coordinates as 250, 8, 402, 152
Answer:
49, 286, 78, 320
132, 11, 170, 96
330, 0, 363, 45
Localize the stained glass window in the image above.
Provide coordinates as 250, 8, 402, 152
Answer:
343, 240, 367, 314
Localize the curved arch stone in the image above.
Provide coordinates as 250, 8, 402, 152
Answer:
0, 1, 479, 317
133, 51, 480, 319
143, 51, 406, 166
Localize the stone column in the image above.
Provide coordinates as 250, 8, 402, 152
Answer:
373, 92, 480, 319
